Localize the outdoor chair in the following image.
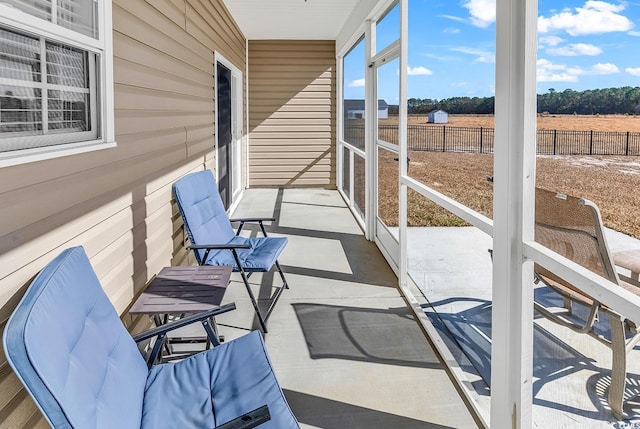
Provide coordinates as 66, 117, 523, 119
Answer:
3, 246, 299, 429
173, 170, 289, 333
534, 188, 640, 419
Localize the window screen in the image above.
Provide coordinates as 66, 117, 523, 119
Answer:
0, 25, 97, 152
3, 0, 98, 38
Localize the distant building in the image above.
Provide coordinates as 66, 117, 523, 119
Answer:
344, 99, 389, 119
428, 109, 448, 124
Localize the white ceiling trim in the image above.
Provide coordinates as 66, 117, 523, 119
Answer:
222, 0, 362, 40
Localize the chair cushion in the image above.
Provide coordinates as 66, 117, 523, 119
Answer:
205, 236, 288, 272
10, 247, 148, 429
141, 331, 299, 429
173, 170, 237, 264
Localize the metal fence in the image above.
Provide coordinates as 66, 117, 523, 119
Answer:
343, 125, 640, 156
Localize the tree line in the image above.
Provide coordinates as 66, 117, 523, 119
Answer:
400, 86, 640, 115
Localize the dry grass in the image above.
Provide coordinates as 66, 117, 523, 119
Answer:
382, 114, 640, 132
538, 156, 640, 238
377, 151, 640, 239
368, 114, 640, 238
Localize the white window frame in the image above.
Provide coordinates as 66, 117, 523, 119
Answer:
0, 0, 115, 168
337, 34, 368, 233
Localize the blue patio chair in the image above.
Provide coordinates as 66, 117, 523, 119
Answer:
3, 246, 299, 429
173, 170, 289, 333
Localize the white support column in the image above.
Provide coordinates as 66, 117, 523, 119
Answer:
349, 150, 355, 203
491, 0, 538, 427
398, 0, 408, 289
365, 21, 376, 241
245, 38, 250, 189
336, 51, 344, 195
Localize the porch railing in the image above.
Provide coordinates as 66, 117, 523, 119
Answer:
342, 124, 640, 156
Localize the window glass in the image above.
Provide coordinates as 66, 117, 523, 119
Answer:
342, 37, 366, 150
47, 89, 89, 133
531, 2, 640, 425
0, 0, 113, 165
0, 25, 97, 151
377, 146, 398, 238
342, 146, 351, 200
375, 3, 399, 54
403, 0, 496, 421
0, 86, 42, 137
377, 57, 399, 147
354, 153, 366, 219
4, 0, 99, 38
405, 0, 495, 220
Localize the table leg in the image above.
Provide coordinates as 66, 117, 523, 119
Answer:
153, 315, 173, 357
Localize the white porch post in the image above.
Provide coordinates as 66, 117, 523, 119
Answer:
365, 20, 376, 241
398, 0, 408, 288
336, 50, 344, 198
491, 0, 538, 427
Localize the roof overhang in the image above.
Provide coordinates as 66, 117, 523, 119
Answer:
222, 0, 362, 40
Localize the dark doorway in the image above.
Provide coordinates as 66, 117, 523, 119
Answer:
217, 62, 232, 209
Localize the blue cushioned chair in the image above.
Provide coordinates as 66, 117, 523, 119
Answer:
3, 246, 299, 429
173, 170, 289, 333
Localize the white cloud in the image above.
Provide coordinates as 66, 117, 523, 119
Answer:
565, 63, 619, 75
540, 73, 579, 82
451, 47, 481, 55
566, 66, 585, 76
537, 58, 619, 81
474, 55, 495, 64
539, 35, 565, 47
538, 1, 633, 36
348, 78, 365, 88
462, 1, 633, 35
463, 0, 496, 28
537, 59, 579, 82
626, 67, 640, 76
547, 43, 603, 56
443, 27, 461, 34
451, 46, 495, 63
407, 66, 433, 76
629, 31, 640, 37
439, 14, 467, 23
450, 82, 469, 88
590, 62, 619, 74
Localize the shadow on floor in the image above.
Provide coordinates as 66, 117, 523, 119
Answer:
238, 189, 396, 288
284, 389, 459, 429
424, 292, 640, 421
233, 189, 397, 330
293, 303, 442, 369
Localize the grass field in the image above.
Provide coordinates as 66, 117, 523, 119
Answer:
354, 115, 640, 239
394, 114, 640, 132
376, 150, 640, 240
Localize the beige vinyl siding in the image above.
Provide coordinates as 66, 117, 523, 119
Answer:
0, 1, 245, 426
248, 40, 336, 188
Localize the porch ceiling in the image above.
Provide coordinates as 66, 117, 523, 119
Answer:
222, 0, 360, 40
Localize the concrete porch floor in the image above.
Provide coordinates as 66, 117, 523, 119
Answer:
408, 226, 640, 428
166, 187, 640, 428
209, 188, 478, 429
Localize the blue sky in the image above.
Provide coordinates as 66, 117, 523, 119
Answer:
343, 0, 640, 103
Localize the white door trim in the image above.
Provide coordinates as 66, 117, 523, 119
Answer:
214, 51, 244, 213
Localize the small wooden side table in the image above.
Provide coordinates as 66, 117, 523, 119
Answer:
130, 265, 234, 359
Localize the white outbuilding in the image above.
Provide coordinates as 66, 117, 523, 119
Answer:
428, 109, 448, 124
